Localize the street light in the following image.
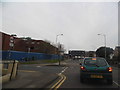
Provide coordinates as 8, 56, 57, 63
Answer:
56, 34, 63, 45
55, 34, 63, 66
55, 34, 63, 54
98, 34, 106, 59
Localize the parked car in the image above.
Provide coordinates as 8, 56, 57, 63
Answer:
80, 57, 113, 84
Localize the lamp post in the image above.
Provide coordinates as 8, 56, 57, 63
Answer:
55, 34, 63, 54
98, 34, 106, 59
55, 34, 63, 65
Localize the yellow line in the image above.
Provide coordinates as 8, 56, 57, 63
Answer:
50, 74, 63, 90
3, 69, 8, 70
18, 70, 37, 72
55, 74, 66, 89
3, 68, 37, 73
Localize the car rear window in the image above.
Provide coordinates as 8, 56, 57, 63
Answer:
84, 58, 107, 67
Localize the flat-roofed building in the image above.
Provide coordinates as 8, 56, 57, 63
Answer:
1, 32, 58, 54
69, 50, 85, 59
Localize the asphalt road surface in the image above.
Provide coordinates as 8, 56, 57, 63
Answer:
18, 64, 66, 75
17, 59, 119, 89
59, 59, 119, 89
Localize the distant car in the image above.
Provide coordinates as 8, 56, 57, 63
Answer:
80, 57, 113, 84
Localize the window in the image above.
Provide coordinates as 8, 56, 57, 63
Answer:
84, 58, 107, 67
31, 42, 35, 44
37, 42, 40, 44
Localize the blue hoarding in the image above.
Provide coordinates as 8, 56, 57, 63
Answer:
2, 50, 61, 61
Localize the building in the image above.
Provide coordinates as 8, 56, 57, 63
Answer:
1, 32, 58, 54
69, 50, 85, 59
114, 46, 120, 57
88, 51, 96, 57
85, 51, 96, 57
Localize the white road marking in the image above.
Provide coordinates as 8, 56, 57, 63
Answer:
26, 85, 36, 88
62, 71, 64, 73
36, 66, 41, 67
113, 81, 120, 87
60, 67, 68, 74
59, 73, 62, 75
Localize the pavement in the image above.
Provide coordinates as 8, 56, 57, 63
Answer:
112, 66, 119, 70
2, 60, 68, 89
2, 71, 58, 88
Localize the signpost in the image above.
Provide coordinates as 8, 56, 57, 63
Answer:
9, 35, 16, 59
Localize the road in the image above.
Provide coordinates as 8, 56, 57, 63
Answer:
18, 64, 65, 75
55, 59, 119, 89
3, 59, 119, 89
18, 59, 119, 88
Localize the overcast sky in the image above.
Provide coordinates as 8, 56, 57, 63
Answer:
1, 1, 119, 52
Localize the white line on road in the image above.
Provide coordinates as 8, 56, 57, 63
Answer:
36, 66, 41, 67
60, 67, 68, 74
113, 81, 120, 87
59, 73, 62, 75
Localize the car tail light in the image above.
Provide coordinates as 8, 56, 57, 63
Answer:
80, 66, 86, 70
108, 67, 112, 72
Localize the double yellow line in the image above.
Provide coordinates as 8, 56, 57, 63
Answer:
18, 70, 37, 72
50, 73, 66, 90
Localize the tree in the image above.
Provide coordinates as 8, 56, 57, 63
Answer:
96, 47, 114, 60
21, 37, 32, 41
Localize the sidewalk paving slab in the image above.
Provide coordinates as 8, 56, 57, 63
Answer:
2, 69, 59, 88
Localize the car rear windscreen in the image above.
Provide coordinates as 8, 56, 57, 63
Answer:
84, 58, 107, 67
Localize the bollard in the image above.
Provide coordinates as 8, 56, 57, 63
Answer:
11, 61, 18, 79
7, 63, 14, 74
9, 60, 15, 80
0, 63, 3, 71
2, 60, 19, 83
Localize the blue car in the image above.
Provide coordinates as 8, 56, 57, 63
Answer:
80, 57, 113, 84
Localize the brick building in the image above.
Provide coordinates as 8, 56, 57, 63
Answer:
1, 32, 58, 54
